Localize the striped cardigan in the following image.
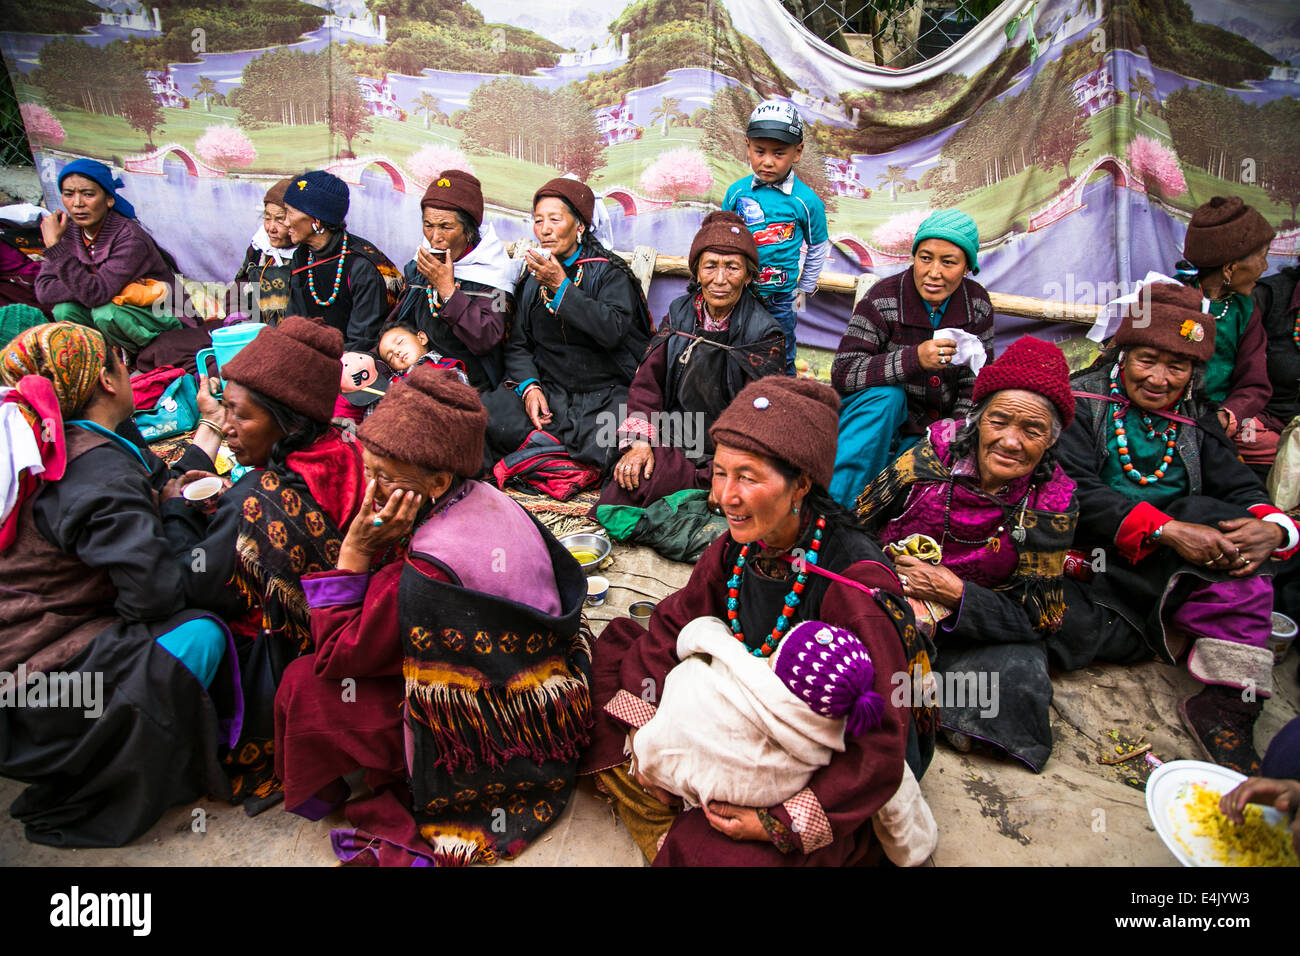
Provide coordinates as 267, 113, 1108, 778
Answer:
831, 269, 993, 435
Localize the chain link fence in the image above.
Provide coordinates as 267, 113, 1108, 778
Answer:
0, 53, 34, 167
780, 0, 1001, 68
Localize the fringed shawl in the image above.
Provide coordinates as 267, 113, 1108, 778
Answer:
398, 515, 594, 866
856, 428, 1078, 633
231, 432, 364, 654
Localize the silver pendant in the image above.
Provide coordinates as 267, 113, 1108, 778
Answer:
1011, 526, 1027, 544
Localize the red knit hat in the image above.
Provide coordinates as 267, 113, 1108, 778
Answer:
1183, 196, 1275, 268
710, 375, 840, 490
534, 177, 595, 228
972, 335, 1075, 428
220, 316, 343, 424
689, 211, 759, 274
1112, 281, 1216, 364
357, 363, 486, 477
420, 169, 484, 227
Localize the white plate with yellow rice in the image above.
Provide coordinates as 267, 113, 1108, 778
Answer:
1146, 759, 1298, 867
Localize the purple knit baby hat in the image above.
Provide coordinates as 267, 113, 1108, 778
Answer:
772, 621, 885, 735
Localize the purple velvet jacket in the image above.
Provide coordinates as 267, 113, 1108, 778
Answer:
35, 210, 174, 310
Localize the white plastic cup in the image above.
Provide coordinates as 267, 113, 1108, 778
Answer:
585, 575, 609, 607
182, 475, 224, 502
1268, 612, 1298, 663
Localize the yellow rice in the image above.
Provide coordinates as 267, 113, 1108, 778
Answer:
1181, 784, 1298, 867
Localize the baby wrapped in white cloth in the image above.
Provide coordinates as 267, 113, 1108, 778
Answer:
631, 616, 937, 865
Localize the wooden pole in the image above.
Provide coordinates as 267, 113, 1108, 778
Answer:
506, 243, 1104, 328
636, 252, 1104, 327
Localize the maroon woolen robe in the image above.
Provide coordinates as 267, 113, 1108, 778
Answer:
579, 528, 912, 866
273, 558, 446, 864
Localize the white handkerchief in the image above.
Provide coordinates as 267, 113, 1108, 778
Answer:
935, 328, 987, 375
1086, 272, 1181, 344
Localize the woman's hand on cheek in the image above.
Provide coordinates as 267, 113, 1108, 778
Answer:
339, 480, 422, 570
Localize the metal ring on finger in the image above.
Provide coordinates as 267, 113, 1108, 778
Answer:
373, 517, 384, 527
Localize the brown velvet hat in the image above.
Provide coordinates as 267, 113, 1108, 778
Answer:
534, 177, 595, 228
220, 315, 343, 423
689, 210, 760, 274
1183, 196, 1275, 268
263, 176, 295, 208
357, 363, 486, 477
420, 169, 484, 226
1112, 281, 1216, 364
710, 375, 840, 490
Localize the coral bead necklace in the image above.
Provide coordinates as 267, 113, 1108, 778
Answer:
306, 234, 348, 307
726, 516, 826, 657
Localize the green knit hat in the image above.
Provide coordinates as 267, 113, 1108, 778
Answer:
912, 209, 979, 275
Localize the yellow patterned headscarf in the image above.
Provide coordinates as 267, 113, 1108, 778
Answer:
1, 322, 107, 416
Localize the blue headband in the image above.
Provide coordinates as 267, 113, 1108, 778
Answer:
57, 159, 136, 220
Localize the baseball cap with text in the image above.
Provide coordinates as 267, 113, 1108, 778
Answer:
746, 99, 804, 144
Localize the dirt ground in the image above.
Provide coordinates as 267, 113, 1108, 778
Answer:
1, 539, 1295, 867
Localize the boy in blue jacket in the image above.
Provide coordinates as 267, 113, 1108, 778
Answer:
723, 99, 830, 374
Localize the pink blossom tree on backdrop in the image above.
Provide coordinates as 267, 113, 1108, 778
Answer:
871, 209, 930, 255
19, 103, 65, 149
639, 148, 712, 202
407, 145, 475, 186
195, 125, 256, 172
1127, 135, 1187, 199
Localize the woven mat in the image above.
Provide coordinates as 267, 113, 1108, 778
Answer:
504, 486, 603, 537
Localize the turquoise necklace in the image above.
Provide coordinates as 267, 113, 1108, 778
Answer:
1109, 370, 1178, 487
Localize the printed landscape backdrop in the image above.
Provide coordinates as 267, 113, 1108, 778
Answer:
3, 0, 1299, 349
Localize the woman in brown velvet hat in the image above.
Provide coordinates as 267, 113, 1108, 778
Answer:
1052, 281, 1297, 775
579, 375, 938, 866
165, 315, 365, 811
384, 169, 521, 395
1179, 195, 1276, 458
496, 177, 652, 479
595, 211, 784, 517
231, 176, 298, 325
273, 364, 593, 865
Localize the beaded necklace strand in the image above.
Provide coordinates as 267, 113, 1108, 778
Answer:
306, 234, 349, 307
1109, 373, 1177, 486
539, 263, 582, 309
726, 516, 826, 658
940, 479, 1030, 551
425, 280, 461, 319
1291, 308, 1300, 351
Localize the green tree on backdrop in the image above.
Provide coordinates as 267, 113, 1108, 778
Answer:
237, 48, 330, 128
193, 76, 218, 113
460, 77, 605, 180
413, 92, 442, 130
